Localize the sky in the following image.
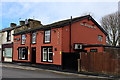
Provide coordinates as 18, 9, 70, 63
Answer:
0, 0, 119, 29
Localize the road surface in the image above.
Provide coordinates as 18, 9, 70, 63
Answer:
2, 67, 84, 78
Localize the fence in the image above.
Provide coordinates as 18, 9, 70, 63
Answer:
79, 48, 120, 75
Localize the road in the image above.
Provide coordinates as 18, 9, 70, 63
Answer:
2, 67, 86, 79
2, 67, 112, 80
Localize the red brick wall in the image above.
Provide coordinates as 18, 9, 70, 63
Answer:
35, 28, 62, 65
13, 33, 31, 62
13, 28, 63, 65
13, 18, 106, 65
62, 18, 106, 52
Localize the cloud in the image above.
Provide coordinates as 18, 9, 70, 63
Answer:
1, 2, 118, 29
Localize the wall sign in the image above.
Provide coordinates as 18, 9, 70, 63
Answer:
90, 49, 98, 52
14, 38, 20, 41
80, 23, 96, 29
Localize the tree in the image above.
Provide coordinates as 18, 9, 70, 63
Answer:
101, 12, 120, 46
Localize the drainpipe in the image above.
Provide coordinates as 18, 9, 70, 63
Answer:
30, 32, 32, 63
69, 16, 72, 53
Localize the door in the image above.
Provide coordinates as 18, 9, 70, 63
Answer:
62, 52, 80, 71
31, 47, 36, 64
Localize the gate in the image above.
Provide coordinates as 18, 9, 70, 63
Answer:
62, 52, 80, 71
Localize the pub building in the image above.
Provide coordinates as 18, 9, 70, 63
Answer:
13, 15, 107, 71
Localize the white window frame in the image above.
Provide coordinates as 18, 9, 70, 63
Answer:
43, 48, 47, 61
98, 35, 103, 41
32, 32, 36, 44
7, 31, 11, 41
42, 47, 53, 62
21, 34, 26, 44
44, 30, 50, 43
18, 47, 27, 60
48, 48, 53, 62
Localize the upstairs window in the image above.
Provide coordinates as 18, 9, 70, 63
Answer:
7, 31, 11, 41
21, 34, 26, 44
98, 35, 103, 41
44, 30, 51, 43
32, 32, 36, 44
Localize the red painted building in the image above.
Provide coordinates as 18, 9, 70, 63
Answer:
13, 15, 107, 70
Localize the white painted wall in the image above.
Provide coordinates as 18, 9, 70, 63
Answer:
0, 32, 2, 48
0, 32, 2, 61
2, 30, 14, 44
0, 29, 14, 62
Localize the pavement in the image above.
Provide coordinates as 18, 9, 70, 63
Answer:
0, 62, 118, 79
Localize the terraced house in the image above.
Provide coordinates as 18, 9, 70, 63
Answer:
1, 23, 16, 62
12, 15, 107, 71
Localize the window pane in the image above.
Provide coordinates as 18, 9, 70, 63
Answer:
4, 48, 12, 58
42, 47, 53, 62
18, 47, 28, 60
48, 53, 53, 61
43, 53, 47, 61
43, 48, 47, 61
45, 31, 50, 34
32, 32, 36, 43
22, 35, 26, 44
44, 30, 50, 43
7, 31, 11, 41
48, 48, 53, 62
19, 48, 22, 59
98, 35, 103, 41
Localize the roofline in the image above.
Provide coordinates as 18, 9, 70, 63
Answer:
13, 15, 89, 36
90, 16, 108, 36
13, 15, 108, 36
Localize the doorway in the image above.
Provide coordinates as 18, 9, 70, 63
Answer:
31, 47, 36, 64
62, 52, 80, 71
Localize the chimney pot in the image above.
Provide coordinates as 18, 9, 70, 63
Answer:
10, 23, 16, 27
20, 21, 25, 26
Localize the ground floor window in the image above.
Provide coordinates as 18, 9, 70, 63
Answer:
4, 48, 12, 58
42, 46, 53, 62
18, 47, 28, 60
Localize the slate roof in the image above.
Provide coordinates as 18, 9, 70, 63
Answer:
2, 27, 14, 32
13, 15, 108, 36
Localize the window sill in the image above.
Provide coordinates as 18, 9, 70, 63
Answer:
31, 43, 36, 45
44, 42, 51, 44
18, 59, 28, 60
42, 61, 53, 63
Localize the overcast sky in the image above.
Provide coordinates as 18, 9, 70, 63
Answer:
0, 0, 119, 29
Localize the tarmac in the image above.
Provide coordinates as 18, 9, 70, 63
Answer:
0, 62, 119, 79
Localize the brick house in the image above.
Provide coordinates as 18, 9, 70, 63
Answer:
13, 15, 107, 70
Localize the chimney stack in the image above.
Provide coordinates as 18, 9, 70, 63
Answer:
20, 21, 25, 26
10, 23, 16, 27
